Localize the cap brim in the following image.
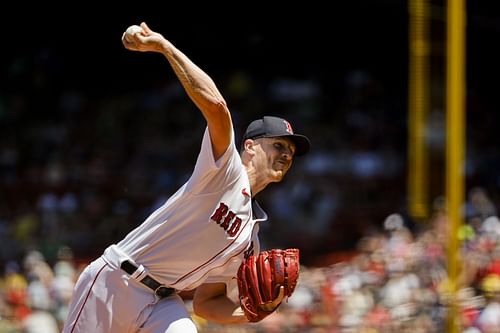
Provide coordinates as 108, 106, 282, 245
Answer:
246, 133, 311, 156
289, 134, 310, 156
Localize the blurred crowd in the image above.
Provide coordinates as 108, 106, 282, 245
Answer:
2, 40, 500, 263
2, 32, 500, 332
2, 188, 500, 332
0, 47, 412, 266
0, 246, 77, 332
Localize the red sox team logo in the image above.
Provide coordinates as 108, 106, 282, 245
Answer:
283, 120, 294, 134
210, 202, 242, 237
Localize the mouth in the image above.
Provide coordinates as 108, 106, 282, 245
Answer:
275, 159, 289, 170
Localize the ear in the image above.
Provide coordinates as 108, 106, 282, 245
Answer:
243, 139, 256, 156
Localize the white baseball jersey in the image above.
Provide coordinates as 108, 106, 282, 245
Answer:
114, 127, 266, 290
63, 127, 266, 333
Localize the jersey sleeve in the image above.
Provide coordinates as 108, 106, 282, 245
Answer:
186, 127, 242, 194
204, 226, 261, 286
203, 255, 242, 288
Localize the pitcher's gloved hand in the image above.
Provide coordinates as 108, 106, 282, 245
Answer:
236, 248, 300, 322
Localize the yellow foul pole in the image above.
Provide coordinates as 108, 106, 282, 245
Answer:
408, 0, 430, 221
446, 0, 466, 332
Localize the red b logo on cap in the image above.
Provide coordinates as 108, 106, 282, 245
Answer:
283, 120, 294, 134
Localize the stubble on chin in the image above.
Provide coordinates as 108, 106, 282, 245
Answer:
272, 169, 284, 182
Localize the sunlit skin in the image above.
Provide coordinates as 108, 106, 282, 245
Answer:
241, 136, 297, 198
253, 137, 296, 181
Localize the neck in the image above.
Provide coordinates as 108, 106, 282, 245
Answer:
245, 166, 269, 197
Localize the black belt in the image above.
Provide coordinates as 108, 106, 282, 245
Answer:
120, 260, 175, 298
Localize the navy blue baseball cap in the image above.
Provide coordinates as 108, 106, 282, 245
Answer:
242, 116, 311, 156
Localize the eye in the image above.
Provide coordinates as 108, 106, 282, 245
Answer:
273, 141, 295, 155
274, 142, 284, 150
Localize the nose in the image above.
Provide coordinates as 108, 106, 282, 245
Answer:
282, 146, 294, 160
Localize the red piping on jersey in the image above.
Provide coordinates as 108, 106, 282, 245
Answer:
170, 214, 253, 287
184, 245, 248, 289
69, 262, 107, 333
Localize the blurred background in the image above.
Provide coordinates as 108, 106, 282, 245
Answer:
1, 1, 500, 332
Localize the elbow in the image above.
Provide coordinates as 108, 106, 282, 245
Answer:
192, 298, 204, 318
204, 100, 231, 130
206, 98, 229, 118
192, 296, 213, 320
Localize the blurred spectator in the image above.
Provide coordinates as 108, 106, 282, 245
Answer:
3, 260, 30, 323
465, 187, 497, 221
50, 246, 76, 326
477, 274, 500, 332
22, 277, 59, 333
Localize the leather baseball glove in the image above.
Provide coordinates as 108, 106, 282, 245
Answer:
236, 248, 300, 322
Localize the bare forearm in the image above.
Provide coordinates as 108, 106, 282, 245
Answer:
158, 39, 226, 116
156, 37, 232, 159
193, 294, 248, 324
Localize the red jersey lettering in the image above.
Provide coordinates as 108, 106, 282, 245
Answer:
220, 211, 235, 230
227, 217, 242, 237
210, 202, 242, 236
211, 203, 229, 224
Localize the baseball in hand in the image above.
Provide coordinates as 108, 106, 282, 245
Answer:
124, 25, 143, 42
